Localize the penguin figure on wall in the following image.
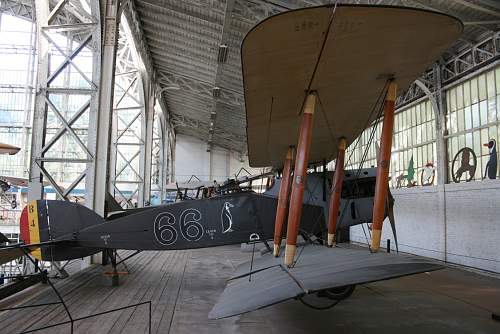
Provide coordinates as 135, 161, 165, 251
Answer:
483, 138, 497, 180
221, 202, 235, 233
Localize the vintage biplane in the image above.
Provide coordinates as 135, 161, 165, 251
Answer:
0, 4, 462, 319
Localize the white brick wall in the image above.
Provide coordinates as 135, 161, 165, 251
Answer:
174, 134, 259, 182
351, 180, 500, 273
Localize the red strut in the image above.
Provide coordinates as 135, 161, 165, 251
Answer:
273, 146, 295, 257
371, 81, 397, 251
284, 93, 316, 266
327, 137, 347, 247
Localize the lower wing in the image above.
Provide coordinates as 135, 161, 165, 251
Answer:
209, 245, 442, 319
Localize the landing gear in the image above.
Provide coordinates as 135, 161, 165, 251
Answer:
298, 285, 356, 310
321, 285, 356, 301
104, 249, 119, 287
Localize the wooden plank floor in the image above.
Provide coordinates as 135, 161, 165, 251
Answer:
0, 245, 499, 334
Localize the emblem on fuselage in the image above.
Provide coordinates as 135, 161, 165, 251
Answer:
221, 202, 234, 233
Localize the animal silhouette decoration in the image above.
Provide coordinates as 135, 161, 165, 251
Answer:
221, 202, 235, 233
421, 162, 435, 186
452, 147, 477, 183
483, 138, 497, 180
395, 155, 416, 188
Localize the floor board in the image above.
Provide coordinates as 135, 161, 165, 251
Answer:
0, 245, 499, 334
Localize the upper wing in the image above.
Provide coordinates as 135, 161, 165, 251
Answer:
243, 5, 462, 167
209, 245, 442, 319
165, 181, 217, 191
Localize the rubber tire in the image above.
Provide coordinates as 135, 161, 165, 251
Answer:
323, 285, 356, 300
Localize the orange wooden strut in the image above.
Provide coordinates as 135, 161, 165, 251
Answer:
273, 146, 295, 257
371, 81, 397, 251
284, 93, 316, 266
327, 137, 347, 247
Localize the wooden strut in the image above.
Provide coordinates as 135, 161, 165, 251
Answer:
371, 81, 397, 251
273, 146, 295, 257
327, 137, 347, 247
284, 93, 316, 266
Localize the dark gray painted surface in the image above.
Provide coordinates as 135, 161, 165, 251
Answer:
210, 245, 442, 319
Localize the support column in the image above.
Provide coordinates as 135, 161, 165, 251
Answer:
284, 93, 316, 266
327, 137, 347, 247
273, 146, 294, 257
141, 82, 155, 206
89, 0, 120, 215
371, 81, 397, 252
28, 0, 49, 201
434, 63, 448, 185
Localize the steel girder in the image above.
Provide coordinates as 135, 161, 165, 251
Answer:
0, 0, 34, 20
28, 0, 103, 207
110, 21, 149, 209
150, 109, 164, 201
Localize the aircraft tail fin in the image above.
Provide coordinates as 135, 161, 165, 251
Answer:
19, 200, 104, 261
105, 191, 124, 215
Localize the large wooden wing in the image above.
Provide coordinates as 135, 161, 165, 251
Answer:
243, 5, 462, 167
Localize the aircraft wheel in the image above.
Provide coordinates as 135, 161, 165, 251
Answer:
322, 285, 356, 300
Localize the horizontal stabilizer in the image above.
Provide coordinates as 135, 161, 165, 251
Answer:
209, 246, 443, 319
0, 247, 25, 266
0, 240, 62, 266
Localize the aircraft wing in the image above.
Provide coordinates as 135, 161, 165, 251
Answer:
0, 238, 64, 266
165, 181, 216, 191
243, 5, 462, 167
0, 143, 20, 155
0, 175, 29, 187
0, 247, 26, 266
209, 245, 442, 319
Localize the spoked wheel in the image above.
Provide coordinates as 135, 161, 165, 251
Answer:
298, 285, 356, 310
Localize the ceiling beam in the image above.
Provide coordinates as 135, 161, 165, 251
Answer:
453, 0, 500, 18
208, 0, 236, 145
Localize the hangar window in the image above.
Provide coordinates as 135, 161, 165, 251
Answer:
345, 99, 436, 189
446, 66, 500, 182
0, 13, 35, 179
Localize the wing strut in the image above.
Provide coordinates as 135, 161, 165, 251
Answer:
284, 93, 317, 266
273, 146, 294, 257
371, 81, 397, 251
327, 137, 347, 247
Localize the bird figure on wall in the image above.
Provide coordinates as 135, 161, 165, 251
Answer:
483, 139, 497, 180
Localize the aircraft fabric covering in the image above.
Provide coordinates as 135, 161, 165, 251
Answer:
209, 246, 442, 319
243, 5, 462, 167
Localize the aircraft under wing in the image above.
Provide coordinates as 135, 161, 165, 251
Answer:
209, 246, 442, 319
243, 5, 462, 167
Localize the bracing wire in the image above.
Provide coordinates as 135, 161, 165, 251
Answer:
298, 1, 339, 115
334, 81, 391, 250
